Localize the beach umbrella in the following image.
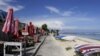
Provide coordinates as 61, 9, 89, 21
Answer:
28, 22, 34, 36
2, 8, 14, 33
25, 24, 28, 32
11, 19, 15, 33
14, 19, 19, 37
21, 24, 29, 36
41, 29, 44, 35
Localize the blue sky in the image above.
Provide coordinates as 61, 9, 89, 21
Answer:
0, 0, 100, 32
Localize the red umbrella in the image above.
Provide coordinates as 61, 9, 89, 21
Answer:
11, 19, 14, 33
14, 19, 19, 37
28, 22, 34, 37
41, 29, 44, 35
2, 8, 14, 33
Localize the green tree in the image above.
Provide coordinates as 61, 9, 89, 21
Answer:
42, 24, 50, 33
42, 24, 48, 31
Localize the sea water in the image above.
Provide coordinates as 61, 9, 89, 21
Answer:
59, 32, 100, 41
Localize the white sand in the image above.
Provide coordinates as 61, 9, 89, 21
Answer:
53, 35, 100, 56
36, 34, 100, 56
36, 35, 68, 56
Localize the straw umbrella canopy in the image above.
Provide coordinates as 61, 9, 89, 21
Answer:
2, 8, 14, 34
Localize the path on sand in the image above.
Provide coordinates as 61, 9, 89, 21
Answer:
36, 35, 67, 56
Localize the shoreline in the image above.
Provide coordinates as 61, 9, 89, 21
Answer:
60, 34, 100, 41
53, 35, 100, 56
77, 37, 100, 44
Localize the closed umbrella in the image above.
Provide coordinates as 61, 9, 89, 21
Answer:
25, 24, 28, 32
28, 22, 34, 37
2, 8, 14, 33
14, 19, 19, 38
41, 29, 44, 36
2, 8, 14, 41
11, 19, 14, 33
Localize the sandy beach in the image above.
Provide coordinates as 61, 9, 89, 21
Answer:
36, 35, 68, 56
54, 34, 100, 56
36, 34, 100, 56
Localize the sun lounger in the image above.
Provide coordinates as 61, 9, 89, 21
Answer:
75, 44, 100, 56
55, 36, 65, 39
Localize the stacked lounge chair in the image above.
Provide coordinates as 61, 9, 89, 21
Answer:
75, 44, 100, 56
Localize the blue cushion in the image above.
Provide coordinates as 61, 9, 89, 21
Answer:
56, 36, 65, 39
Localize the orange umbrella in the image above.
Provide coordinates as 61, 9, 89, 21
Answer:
2, 8, 14, 33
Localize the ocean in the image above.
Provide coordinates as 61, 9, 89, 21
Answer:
60, 32, 100, 40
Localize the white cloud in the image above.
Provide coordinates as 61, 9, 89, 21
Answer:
45, 6, 60, 14
11, 5, 24, 11
0, 0, 8, 6
34, 21, 63, 29
0, 0, 24, 11
45, 6, 74, 16
22, 19, 64, 29
61, 11, 74, 16
23, 19, 82, 30
21, 16, 95, 31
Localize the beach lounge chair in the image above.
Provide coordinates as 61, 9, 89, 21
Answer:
75, 44, 100, 56
55, 35, 65, 39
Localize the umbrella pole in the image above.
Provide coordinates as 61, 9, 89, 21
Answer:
24, 35, 27, 55
6, 32, 12, 54
7, 32, 11, 41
